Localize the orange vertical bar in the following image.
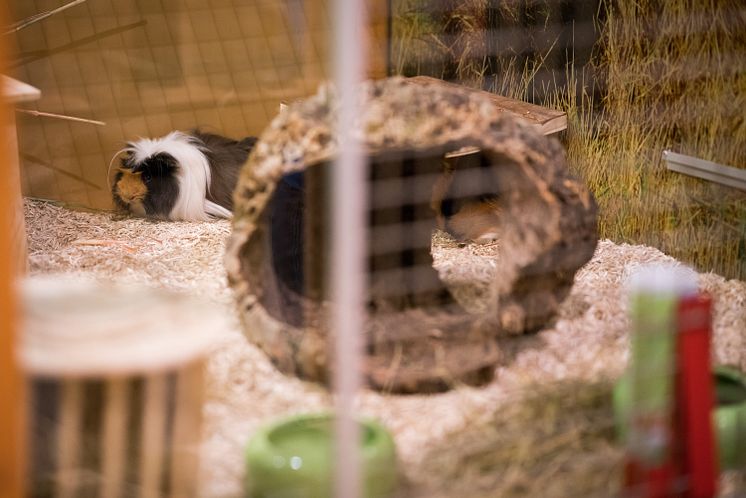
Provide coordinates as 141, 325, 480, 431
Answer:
365, 0, 389, 78
0, 3, 26, 497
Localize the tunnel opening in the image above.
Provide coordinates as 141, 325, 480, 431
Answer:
258, 145, 511, 330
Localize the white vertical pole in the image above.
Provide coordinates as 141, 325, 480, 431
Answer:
332, 1, 367, 498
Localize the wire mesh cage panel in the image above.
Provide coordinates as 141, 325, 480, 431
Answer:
5, 1, 746, 498
6, 0, 387, 210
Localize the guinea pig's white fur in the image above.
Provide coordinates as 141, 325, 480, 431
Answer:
123, 131, 231, 221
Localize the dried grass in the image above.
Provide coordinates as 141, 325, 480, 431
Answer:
563, 0, 746, 281
24, 198, 746, 497
392, 0, 489, 86
393, 0, 746, 280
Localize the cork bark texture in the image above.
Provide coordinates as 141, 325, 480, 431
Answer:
224, 76, 598, 393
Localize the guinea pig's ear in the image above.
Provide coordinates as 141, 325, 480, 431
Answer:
107, 147, 134, 188
122, 143, 139, 166
121, 151, 136, 170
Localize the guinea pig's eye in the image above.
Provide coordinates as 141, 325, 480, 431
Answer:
141, 171, 152, 183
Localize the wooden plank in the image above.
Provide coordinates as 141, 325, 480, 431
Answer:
0, 80, 26, 498
100, 378, 128, 498
404, 76, 567, 135
57, 381, 83, 498
169, 362, 205, 498
663, 150, 746, 192
1, 76, 40, 277
3, 112, 29, 275
365, 0, 390, 79
139, 373, 168, 498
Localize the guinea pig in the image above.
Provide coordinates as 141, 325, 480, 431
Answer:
431, 148, 502, 244
110, 130, 257, 221
444, 196, 501, 243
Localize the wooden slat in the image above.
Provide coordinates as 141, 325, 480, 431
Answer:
57, 381, 83, 498
0, 78, 26, 498
100, 378, 128, 498
140, 373, 168, 498
169, 362, 205, 498
663, 150, 746, 192
404, 76, 568, 135
0, 76, 40, 278
366, 0, 390, 78
2, 112, 28, 275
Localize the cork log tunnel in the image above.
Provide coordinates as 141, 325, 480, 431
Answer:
224, 77, 598, 393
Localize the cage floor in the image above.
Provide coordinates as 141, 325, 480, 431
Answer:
24, 198, 746, 497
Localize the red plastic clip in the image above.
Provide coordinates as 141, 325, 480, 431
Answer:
675, 293, 718, 498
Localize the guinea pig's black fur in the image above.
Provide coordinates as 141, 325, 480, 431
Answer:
111, 130, 257, 221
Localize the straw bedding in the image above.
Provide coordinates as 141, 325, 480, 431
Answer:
24, 198, 746, 497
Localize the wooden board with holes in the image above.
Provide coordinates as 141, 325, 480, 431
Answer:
405, 76, 568, 136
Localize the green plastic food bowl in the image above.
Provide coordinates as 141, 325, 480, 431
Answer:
613, 365, 746, 469
245, 413, 398, 498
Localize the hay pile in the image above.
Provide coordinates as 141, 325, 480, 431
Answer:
24, 198, 746, 497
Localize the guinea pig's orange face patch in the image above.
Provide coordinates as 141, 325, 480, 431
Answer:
116, 170, 147, 203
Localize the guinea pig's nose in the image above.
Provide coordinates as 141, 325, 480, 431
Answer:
116, 171, 147, 203
127, 200, 147, 217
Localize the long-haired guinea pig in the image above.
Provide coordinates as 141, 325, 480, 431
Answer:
110, 130, 257, 221
431, 149, 502, 244
444, 196, 501, 243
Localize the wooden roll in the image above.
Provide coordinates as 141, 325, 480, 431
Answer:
19, 277, 220, 498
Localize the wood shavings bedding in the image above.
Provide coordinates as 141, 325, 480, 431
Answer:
23, 198, 746, 497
